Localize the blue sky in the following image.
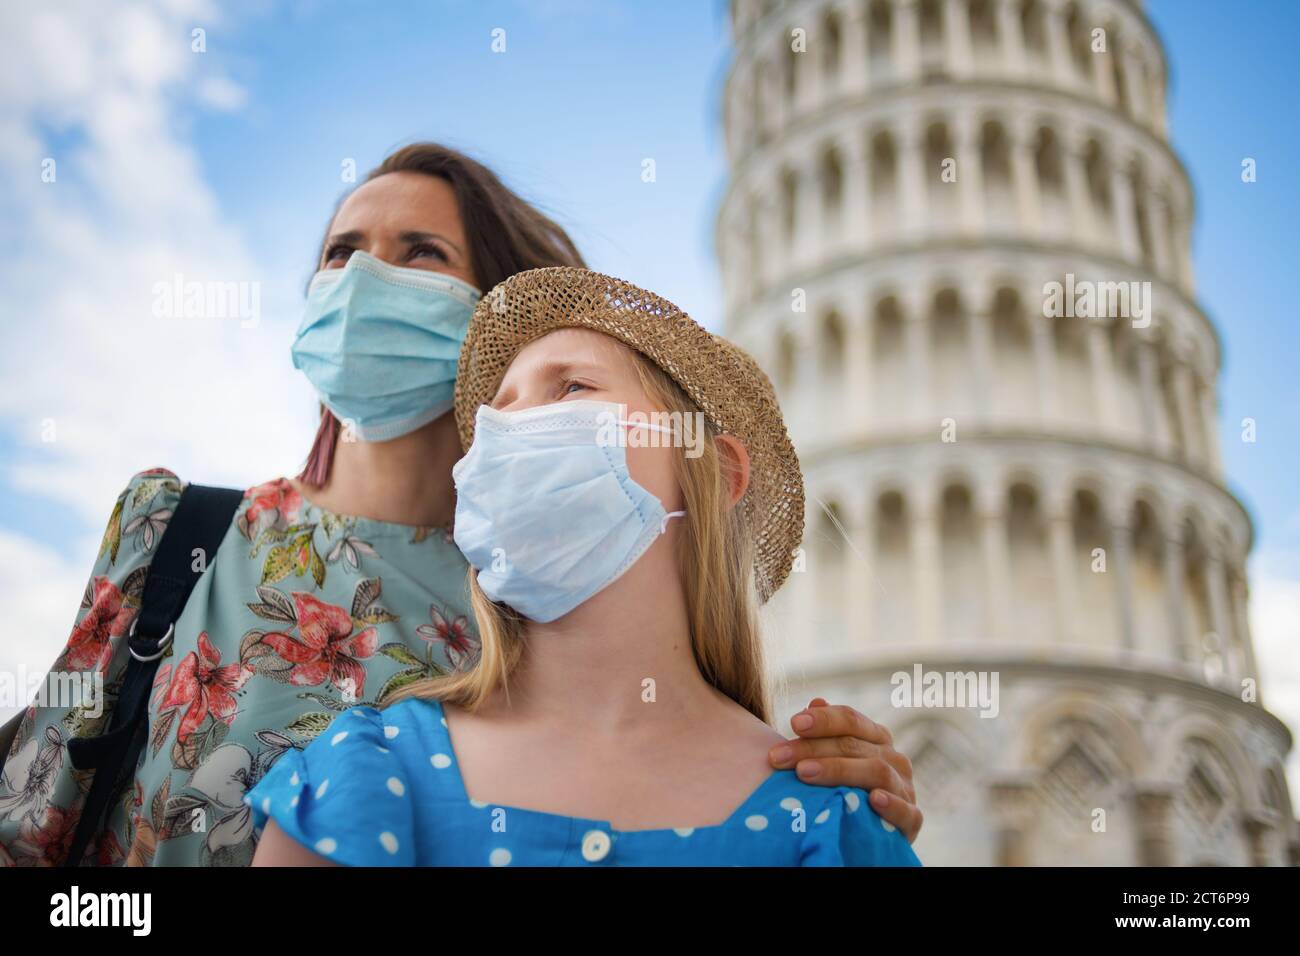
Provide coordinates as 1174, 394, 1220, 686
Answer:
1143, 0, 1300, 581
190, 0, 734, 326
0, 0, 1295, 781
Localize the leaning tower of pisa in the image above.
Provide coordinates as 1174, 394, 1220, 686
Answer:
717, 0, 1295, 865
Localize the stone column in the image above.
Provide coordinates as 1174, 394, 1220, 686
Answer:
1146, 190, 1174, 281
798, 158, 824, 274
1170, 355, 1202, 465
978, 476, 1010, 642
1043, 0, 1075, 89
1242, 812, 1275, 867
1162, 519, 1193, 664
756, 191, 779, 292
1205, 548, 1236, 682
862, 137, 878, 250
796, 321, 819, 442
1086, 317, 1117, 435
898, 117, 927, 240
846, 299, 872, 434
904, 301, 931, 425
1197, 370, 1224, 476
1062, 131, 1094, 246
1106, 496, 1137, 652
956, 113, 985, 236
753, 56, 772, 145
1136, 337, 1170, 456
847, 497, 875, 649
968, 279, 995, 424
1109, 157, 1142, 263
944, 0, 974, 79
1031, 309, 1058, 425
1172, 205, 1196, 294
911, 490, 942, 645
797, 21, 823, 114
989, 779, 1037, 866
769, 40, 791, 133
838, 1, 868, 95
893, 0, 922, 85
1009, 116, 1042, 238
1229, 568, 1261, 701
1045, 482, 1079, 645
1134, 784, 1176, 867
840, 131, 869, 251
997, 0, 1026, 78
1092, 38, 1118, 104
1121, 45, 1149, 125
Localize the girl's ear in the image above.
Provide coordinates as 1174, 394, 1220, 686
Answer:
714, 434, 751, 509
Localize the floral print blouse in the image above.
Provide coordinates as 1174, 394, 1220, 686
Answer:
0, 468, 477, 866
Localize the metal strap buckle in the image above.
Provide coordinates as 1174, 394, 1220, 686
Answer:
128, 617, 175, 662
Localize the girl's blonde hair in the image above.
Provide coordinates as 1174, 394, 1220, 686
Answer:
383, 348, 772, 724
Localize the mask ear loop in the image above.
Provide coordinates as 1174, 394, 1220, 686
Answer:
660, 510, 687, 534
617, 417, 688, 535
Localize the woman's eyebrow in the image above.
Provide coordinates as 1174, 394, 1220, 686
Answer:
326, 229, 365, 246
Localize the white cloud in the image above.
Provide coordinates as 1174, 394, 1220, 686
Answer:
196, 74, 249, 112
0, 0, 316, 692
0, 530, 94, 724
0, 0, 315, 525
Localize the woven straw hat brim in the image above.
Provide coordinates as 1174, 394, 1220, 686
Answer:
453, 266, 805, 602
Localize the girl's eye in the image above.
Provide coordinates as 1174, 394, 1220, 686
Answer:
563, 380, 590, 395
410, 242, 447, 262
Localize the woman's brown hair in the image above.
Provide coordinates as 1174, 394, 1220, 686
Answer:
298, 142, 587, 486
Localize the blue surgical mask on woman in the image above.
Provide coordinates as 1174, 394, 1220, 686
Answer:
451, 399, 687, 623
291, 250, 482, 442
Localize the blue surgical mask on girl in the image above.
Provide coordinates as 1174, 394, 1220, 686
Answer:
291, 250, 482, 442
451, 399, 687, 623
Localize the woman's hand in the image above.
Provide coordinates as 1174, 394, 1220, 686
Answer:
768, 697, 922, 844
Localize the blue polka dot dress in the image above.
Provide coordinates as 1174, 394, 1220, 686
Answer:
244, 697, 922, 867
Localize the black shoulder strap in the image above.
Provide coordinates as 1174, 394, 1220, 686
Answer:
63, 483, 244, 867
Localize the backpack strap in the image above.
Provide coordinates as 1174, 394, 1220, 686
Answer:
63, 483, 244, 867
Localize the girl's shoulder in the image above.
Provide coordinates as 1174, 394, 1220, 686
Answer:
245, 703, 419, 865
368, 696, 450, 745
244, 697, 453, 866
787, 779, 922, 867
307, 697, 449, 761
316, 696, 446, 735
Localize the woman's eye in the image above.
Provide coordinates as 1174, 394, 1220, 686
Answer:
410, 243, 447, 262
324, 244, 352, 262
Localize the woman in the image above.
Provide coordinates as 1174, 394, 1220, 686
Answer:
0, 144, 920, 868
246, 267, 920, 865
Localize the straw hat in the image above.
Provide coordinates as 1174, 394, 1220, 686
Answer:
453, 266, 805, 602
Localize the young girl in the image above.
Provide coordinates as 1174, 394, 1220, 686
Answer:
245, 267, 920, 866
